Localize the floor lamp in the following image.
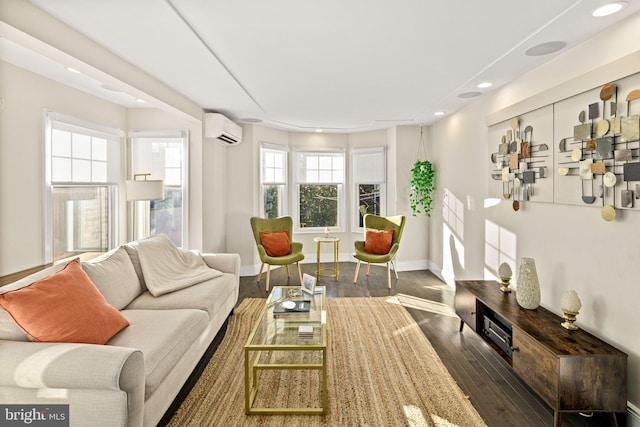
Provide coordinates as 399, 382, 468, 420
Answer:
126, 173, 164, 241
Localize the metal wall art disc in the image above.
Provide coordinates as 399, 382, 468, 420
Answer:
603, 172, 617, 187
595, 120, 610, 136
558, 167, 569, 176
571, 148, 582, 161
601, 205, 616, 222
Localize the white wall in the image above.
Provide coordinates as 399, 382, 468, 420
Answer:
0, 61, 127, 275
428, 12, 640, 419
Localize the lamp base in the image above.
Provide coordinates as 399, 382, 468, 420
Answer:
561, 310, 579, 330
499, 277, 512, 293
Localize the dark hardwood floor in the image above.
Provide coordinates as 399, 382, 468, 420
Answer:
161, 262, 625, 427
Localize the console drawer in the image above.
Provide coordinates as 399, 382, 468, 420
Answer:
454, 285, 476, 331
512, 328, 558, 408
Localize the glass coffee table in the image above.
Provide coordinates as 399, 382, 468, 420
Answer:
244, 286, 327, 415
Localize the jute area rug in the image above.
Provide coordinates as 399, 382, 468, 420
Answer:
168, 297, 487, 426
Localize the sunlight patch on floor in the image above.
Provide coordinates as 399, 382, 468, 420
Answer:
395, 293, 457, 318
403, 405, 428, 426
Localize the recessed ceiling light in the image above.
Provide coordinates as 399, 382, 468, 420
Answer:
592, 2, 627, 17
434, 111, 445, 116
241, 117, 262, 123
65, 67, 81, 74
458, 91, 481, 99
525, 41, 567, 56
101, 84, 121, 92
135, 98, 146, 104
315, 129, 323, 133
477, 82, 493, 89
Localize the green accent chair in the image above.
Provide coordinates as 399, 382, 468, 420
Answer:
353, 214, 406, 288
250, 216, 304, 291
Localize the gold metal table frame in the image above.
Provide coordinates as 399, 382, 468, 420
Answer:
314, 236, 339, 280
244, 286, 327, 415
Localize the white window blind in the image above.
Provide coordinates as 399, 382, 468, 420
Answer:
352, 147, 385, 184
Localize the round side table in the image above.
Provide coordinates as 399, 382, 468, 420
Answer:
314, 236, 339, 280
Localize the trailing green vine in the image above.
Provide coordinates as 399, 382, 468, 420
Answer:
409, 160, 435, 216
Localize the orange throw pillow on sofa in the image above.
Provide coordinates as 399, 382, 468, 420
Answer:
260, 230, 292, 257
0, 260, 129, 344
364, 229, 394, 255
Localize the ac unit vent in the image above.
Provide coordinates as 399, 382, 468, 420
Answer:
203, 113, 242, 145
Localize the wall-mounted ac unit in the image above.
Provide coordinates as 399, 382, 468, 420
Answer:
204, 113, 242, 145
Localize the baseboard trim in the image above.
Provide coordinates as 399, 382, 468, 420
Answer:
241, 258, 432, 277
628, 402, 640, 427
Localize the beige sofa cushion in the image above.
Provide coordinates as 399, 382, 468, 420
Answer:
82, 247, 143, 310
109, 309, 208, 399
125, 273, 236, 319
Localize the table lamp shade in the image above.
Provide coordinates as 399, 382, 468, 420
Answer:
126, 179, 164, 201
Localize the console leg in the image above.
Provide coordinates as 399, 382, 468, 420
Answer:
459, 319, 464, 332
554, 411, 562, 427
609, 412, 618, 427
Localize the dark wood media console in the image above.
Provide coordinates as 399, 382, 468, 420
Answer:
455, 280, 627, 427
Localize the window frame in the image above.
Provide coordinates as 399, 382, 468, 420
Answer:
350, 147, 386, 232
44, 111, 123, 263
130, 130, 189, 248
293, 148, 346, 233
259, 143, 288, 219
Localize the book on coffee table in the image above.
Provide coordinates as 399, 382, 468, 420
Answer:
273, 300, 311, 315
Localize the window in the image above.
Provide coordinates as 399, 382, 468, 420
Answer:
294, 150, 345, 232
351, 147, 386, 230
130, 131, 188, 247
44, 112, 122, 263
260, 144, 288, 219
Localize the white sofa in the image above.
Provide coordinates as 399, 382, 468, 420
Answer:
0, 237, 240, 427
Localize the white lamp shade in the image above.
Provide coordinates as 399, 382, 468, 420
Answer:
126, 180, 164, 201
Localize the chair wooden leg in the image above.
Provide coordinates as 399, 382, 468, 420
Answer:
366, 263, 371, 276
265, 265, 271, 291
285, 264, 291, 277
386, 263, 391, 288
257, 262, 265, 283
393, 261, 399, 279
297, 262, 303, 284
353, 260, 361, 283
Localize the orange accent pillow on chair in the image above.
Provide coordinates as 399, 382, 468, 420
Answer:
0, 260, 129, 344
364, 229, 394, 255
259, 230, 292, 257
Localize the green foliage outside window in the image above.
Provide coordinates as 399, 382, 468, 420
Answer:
264, 186, 280, 219
299, 184, 338, 227
409, 160, 435, 217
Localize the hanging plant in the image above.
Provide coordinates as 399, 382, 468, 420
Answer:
409, 160, 435, 216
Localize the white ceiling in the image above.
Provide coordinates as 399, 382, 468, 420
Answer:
9, 0, 640, 132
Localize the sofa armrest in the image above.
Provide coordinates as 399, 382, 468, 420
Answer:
0, 340, 144, 409
201, 253, 240, 276
0, 340, 144, 390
